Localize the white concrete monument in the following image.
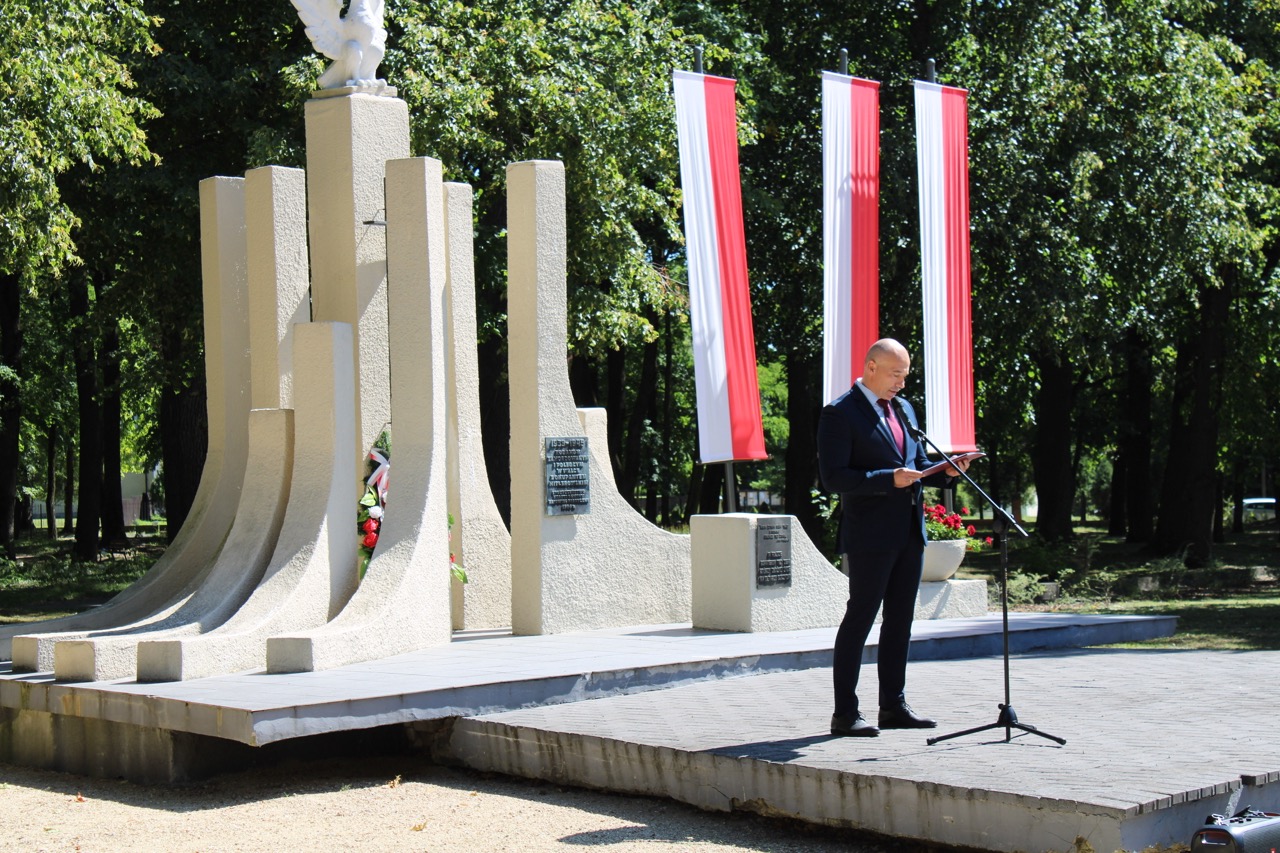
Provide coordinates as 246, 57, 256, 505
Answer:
136, 321, 358, 681
691, 514, 847, 632
443, 182, 512, 630
267, 156, 453, 672
304, 91, 408, 485
47, 167, 309, 681
506, 160, 691, 635
4, 176, 253, 669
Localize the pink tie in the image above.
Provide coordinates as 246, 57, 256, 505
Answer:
879, 399, 905, 455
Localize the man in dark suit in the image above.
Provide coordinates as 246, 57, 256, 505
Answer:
817, 338, 968, 737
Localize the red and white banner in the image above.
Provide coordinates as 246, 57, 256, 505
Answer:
673, 69, 766, 464
914, 80, 977, 453
822, 71, 881, 404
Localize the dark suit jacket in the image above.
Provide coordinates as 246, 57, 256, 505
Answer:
817, 387, 951, 555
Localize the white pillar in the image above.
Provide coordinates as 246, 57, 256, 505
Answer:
444, 182, 511, 630
246, 165, 311, 410
304, 92, 409, 484
267, 157, 452, 672
506, 160, 691, 635
6, 176, 252, 670
136, 322, 358, 681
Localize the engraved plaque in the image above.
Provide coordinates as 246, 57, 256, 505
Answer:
545, 437, 591, 515
755, 517, 792, 588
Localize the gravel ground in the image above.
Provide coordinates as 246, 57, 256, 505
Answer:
0, 755, 934, 853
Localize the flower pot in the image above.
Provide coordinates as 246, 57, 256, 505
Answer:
922, 538, 966, 582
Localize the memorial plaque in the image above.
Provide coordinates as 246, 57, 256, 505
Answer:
755, 517, 792, 588
544, 437, 591, 515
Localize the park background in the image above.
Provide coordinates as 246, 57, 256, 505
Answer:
2, 0, 1278, 582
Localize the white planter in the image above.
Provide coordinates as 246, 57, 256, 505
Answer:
922, 538, 967, 582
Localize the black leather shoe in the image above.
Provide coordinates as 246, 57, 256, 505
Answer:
830, 713, 880, 737
878, 703, 937, 729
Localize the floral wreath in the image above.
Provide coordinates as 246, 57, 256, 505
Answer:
355, 442, 466, 583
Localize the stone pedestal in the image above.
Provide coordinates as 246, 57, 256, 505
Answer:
305, 92, 409, 484
443, 182, 511, 630
691, 514, 847, 632
507, 160, 690, 635
5, 176, 252, 669
267, 157, 452, 672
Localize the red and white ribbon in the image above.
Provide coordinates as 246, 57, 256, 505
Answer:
822, 71, 881, 404
914, 81, 977, 453
366, 447, 389, 501
673, 69, 767, 464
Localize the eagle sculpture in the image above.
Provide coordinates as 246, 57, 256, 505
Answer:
289, 0, 387, 89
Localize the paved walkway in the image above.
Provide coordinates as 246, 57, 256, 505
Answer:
9, 611, 1268, 851
1, 612, 1169, 746
450, 646, 1280, 852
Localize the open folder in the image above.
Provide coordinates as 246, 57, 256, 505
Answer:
919, 451, 986, 478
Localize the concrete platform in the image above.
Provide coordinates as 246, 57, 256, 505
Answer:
448, 647, 1280, 853
6, 611, 1262, 853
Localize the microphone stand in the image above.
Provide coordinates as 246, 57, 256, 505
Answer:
895, 403, 1066, 746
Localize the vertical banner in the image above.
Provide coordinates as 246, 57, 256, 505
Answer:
914, 80, 978, 453
822, 71, 881, 404
673, 69, 767, 464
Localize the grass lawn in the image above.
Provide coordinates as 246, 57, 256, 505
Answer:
0, 529, 166, 627
954, 522, 1280, 650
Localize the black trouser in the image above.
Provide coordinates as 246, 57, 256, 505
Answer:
832, 540, 924, 717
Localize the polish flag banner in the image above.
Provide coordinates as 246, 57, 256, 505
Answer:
914, 80, 978, 453
673, 69, 766, 464
822, 71, 881, 405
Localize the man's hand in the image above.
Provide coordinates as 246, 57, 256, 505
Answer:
893, 467, 924, 488
945, 457, 972, 477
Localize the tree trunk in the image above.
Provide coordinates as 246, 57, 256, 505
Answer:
158, 379, 206, 542
100, 321, 128, 546
1121, 329, 1155, 542
618, 338, 658, 507
1153, 279, 1232, 566
45, 426, 58, 539
698, 463, 722, 515
62, 440, 76, 535
1030, 351, 1076, 540
605, 347, 626, 488
1107, 455, 1127, 536
477, 336, 510, 526
785, 348, 821, 543
0, 271, 21, 557
70, 270, 103, 562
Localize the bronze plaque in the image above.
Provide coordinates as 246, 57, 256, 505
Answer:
545, 437, 591, 515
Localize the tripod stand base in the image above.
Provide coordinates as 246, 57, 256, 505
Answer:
927, 704, 1066, 746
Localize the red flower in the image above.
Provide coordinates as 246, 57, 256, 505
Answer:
362, 531, 379, 549
984, 537, 993, 545
966, 524, 976, 536
361, 518, 380, 534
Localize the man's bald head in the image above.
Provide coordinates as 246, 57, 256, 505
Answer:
862, 338, 911, 400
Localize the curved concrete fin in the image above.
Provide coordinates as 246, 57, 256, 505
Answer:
48, 167, 310, 682
267, 157, 452, 673
4, 176, 252, 667
135, 322, 358, 681
52, 409, 295, 682
443, 182, 511, 631
506, 161, 691, 636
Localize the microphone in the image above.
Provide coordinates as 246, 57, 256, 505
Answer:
891, 397, 923, 439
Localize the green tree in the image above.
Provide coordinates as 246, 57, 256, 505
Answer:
0, 0, 157, 554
